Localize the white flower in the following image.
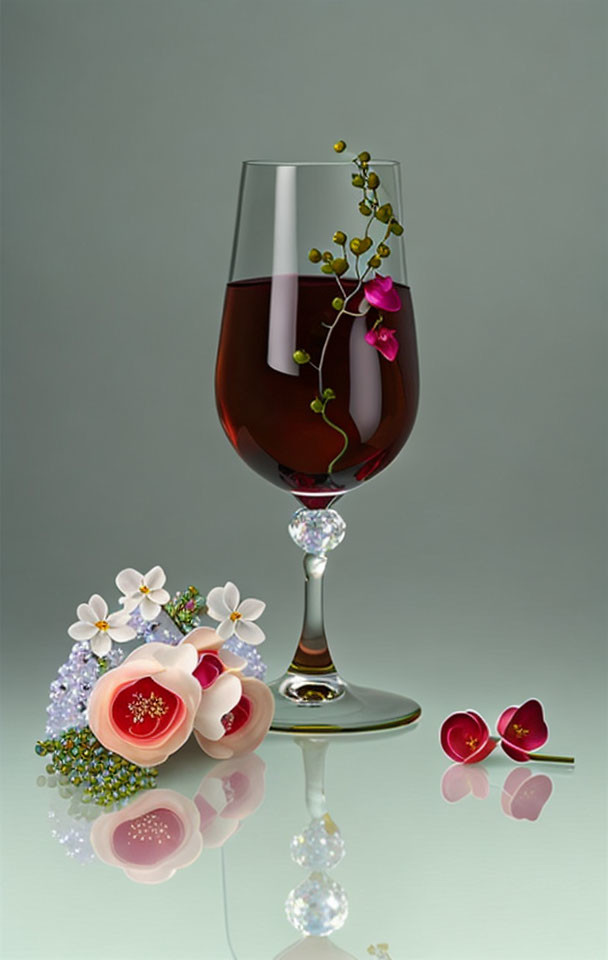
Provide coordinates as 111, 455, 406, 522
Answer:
206, 581, 266, 645
115, 565, 171, 621
68, 594, 136, 657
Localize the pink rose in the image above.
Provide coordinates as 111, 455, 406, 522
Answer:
87, 642, 201, 766
194, 676, 275, 760
90, 788, 202, 884
496, 698, 548, 762
439, 710, 498, 764
194, 753, 266, 847
501, 768, 553, 821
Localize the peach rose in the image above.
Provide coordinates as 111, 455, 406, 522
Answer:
90, 788, 202, 884
87, 642, 201, 766
193, 676, 275, 759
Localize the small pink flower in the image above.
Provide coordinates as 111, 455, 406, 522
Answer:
194, 753, 266, 848
182, 626, 247, 740
364, 325, 399, 361
87, 642, 201, 766
501, 768, 553, 821
496, 698, 548, 762
90, 788, 202, 884
441, 763, 490, 802
363, 274, 401, 312
440, 710, 498, 764
194, 676, 275, 760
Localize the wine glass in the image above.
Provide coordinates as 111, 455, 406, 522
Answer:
216, 156, 421, 733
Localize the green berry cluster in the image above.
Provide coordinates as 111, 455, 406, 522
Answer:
165, 585, 207, 631
35, 726, 158, 807
307, 140, 404, 277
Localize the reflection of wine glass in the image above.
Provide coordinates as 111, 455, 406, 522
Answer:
216, 160, 421, 732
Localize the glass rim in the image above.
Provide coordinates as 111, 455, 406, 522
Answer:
242, 159, 400, 168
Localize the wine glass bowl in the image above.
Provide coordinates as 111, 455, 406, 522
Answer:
216, 156, 421, 732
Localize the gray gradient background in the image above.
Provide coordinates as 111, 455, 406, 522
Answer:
1, 1, 606, 958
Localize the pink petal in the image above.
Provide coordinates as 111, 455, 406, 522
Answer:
363, 274, 402, 312
509, 774, 553, 821
194, 673, 242, 741
506, 699, 548, 751
497, 705, 518, 737
501, 741, 530, 762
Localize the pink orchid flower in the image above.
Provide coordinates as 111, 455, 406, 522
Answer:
440, 710, 498, 764
363, 274, 402, 312
90, 788, 203, 884
441, 763, 490, 802
496, 698, 548, 762
364, 325, 399, 361
501, 768, 553, 821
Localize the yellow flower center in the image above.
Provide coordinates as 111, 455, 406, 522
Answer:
465, 736, 479, 750
128, 692, 168, 724
512, 723, 530, 739
139, 585, 150, 594
95, 620, 109, 631
230, 611, 242, 622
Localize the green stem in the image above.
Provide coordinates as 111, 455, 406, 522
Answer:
322, 402, 349, 474
529, 752, 575, 764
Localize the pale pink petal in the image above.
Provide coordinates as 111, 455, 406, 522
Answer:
201, 754, 267, 820
206, 586, 231, 621
216, 618, 236, 641
234, 619, 265, 645
201, 816, 239, 848
194, 678, 274, 760
107, 625, 136, 643
115, 568, 143, 596
148, 588, 170, 606
237, 598, 265, 621
68, 621, 98, 641
194, 673, 242, 741
90, 633, 112, 657
88, 594, 108, 620
76, 603, 98, 625
219, 649, 247, 672
143, 565, 166, 591
510, 774, 553, 821
139, 596, 161, 621
182, 627, 223, 654
223, 581, 240, 612
126, 641, 198, 675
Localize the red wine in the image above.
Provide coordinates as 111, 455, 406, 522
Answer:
216, 276, 419, 507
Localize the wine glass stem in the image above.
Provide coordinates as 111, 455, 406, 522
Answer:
289, 553, 337, 676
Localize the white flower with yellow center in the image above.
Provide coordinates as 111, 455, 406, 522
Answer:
115, 565, 171, 621
206, 581, 266, 645
68, 594, 136, 657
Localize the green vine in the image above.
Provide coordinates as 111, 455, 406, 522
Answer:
292, 141, 404, 475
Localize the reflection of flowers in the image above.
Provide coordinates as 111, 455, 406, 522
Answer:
194, 676, 275, 760
206, 581, 266, 645
87, 642, 201, 765
90, 788, 202, 883
501, 768, 553, 821
194, 753, 266, 848
68, 594, 135, 656
441, 764, 489, 802
439, 710, 497, 764
116, 566, 171, 621
497, 699, 548, 762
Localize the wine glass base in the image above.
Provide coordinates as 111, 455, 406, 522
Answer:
267, 671, 421, 734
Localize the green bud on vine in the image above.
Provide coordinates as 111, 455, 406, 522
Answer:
321, 263, 334, 274
333, 140, 347, 153
377, 243, 391, 258
308, 248, 322, 263
332, 258, 348, 276
333, 231, 347, 245
368, 254, 382, 269
367, 171, 380, 189
375, 204, 392, 224
322, 251, 333, 262
359, 202, 371, 216
358, 151, 371, 163
358, 236, 372, 253
390, 221, 404, 236
350, 237, 362, 254
310, 398, 324, 413
332, 297, 344, 310
352, 174, 365, 188
323, 387, 336, 400
293, 350, 311, 365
